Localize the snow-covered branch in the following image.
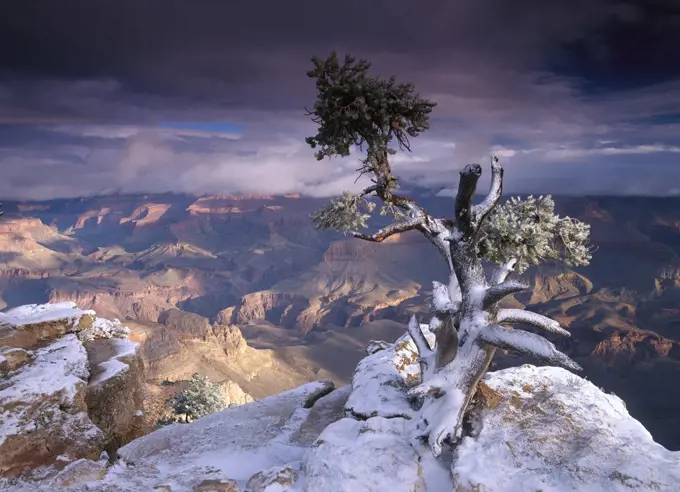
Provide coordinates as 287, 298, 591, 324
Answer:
350, 216, 424, 242
482, 280, 529, 309
496, 309, 571, 337
471, 155, 503, 228
478, 324, 582, 371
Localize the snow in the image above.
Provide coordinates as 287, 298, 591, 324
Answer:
108, 337, 138, 358
453, 365, 680, 491
496, 308, 571, 337
344, 333, 420, 420
0, 302, 95, 328
78, 318, 131, 341
303, 417, 426, 492
88, 338, 139, 386
0, 334, 89, 409
3, 329, 678, 492
89, 359, 128, 385
51, 381, 336, 492
432, 281, 456, 313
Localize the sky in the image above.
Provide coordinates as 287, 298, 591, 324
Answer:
1, 0, 679, 200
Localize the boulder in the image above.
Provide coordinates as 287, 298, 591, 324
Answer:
245, 465, 298, 491
344, 330, 433, 420
453, 365, 680, 491
0, 347, 33, 376
194, 478, 239, 492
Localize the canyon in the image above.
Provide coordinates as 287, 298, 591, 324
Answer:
0, 192, 679, 449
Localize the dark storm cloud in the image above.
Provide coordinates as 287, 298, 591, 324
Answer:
0, 0, 679, 199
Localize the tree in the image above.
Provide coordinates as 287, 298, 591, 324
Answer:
170, 373, 227, 422
306, 52, 593, 457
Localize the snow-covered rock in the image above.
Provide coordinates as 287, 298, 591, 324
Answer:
0, 302, 95, 350
344, 331, 433, 420
0, 334, 104, 476
3, 322, 679, 491
0, 302, 148, 482
47, 381, 336, 491
84, 337, 148, 452
454, 365, 680, 491
302, 416, 426, 492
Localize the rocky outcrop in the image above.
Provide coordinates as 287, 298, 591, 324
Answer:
4, 334, 679, 491
590, 328, 680, 367
0, 303, 148, 480
84, 337, 149, 454
454, 365, 680, 491
0, 333, 104, 477
227, 292, 310, 328
520, 263, 593, 305
0, 302, 95, 350
47, 285, 186, 324
219, 380, 253, 407
245, 465, 298, 491
158, 308, 247, 357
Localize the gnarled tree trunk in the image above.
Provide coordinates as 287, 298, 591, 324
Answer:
405, 157, 581, 457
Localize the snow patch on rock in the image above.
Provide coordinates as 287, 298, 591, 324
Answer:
0, 302, 94, 329
303, 417, 425, 492
454, 365, 680, 491
345, 330, 433, 420
0, 333, 91, 446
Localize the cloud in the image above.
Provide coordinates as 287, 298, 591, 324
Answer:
0, 0, 679, 199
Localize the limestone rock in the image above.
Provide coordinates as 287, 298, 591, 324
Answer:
219, 380, 253, 407
0, 302, 95, 350
0, 334, 104, 477
365, 340, 391, 355
246, 465, 298, 491
50, 457, 108, 488
84, 337, 149, 454
344, 331, 433, 420
0, 347, 33, 376
194, 478, 239, 492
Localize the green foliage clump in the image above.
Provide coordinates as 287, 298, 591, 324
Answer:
311, 191, 376, 232
478, 195, 592, 273
169, 373, 227, 422
305, 51, 436, 161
